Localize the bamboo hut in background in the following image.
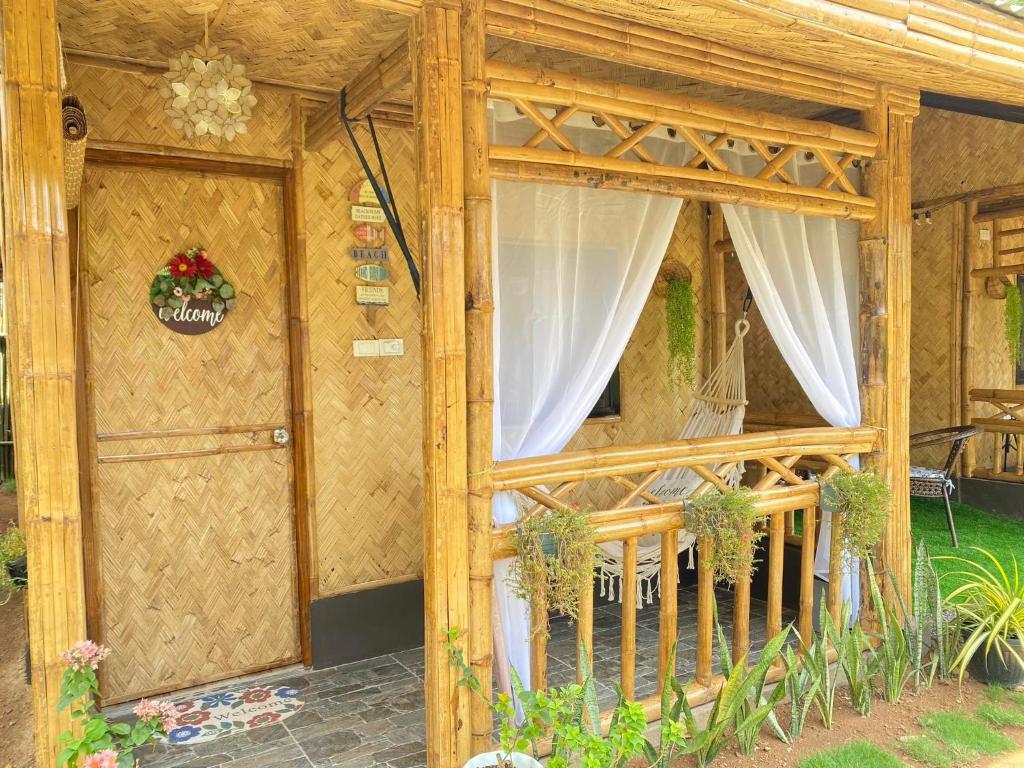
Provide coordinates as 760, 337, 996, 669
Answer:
5, 2, 1024, 768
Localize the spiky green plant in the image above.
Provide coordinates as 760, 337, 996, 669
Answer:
803, 601, 843, 728
866, 558, 912, 703
781, 642, 819, 741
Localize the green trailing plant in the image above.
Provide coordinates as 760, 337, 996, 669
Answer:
508, 505, 596, 637
0, 522, 26, 605
819, 470, 891, 560
715, 604, 789, 755
938, 547, 1024, 682
781, 642, 819, 741
866, 558, 912, 703
1005, 281, 1022, 368
685, 488, 765, 586
666, 279, 696, 391
803, 601, 843, 728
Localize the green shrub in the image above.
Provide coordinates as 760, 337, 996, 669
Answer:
685, 488, 764, 586
820, 469, 891, 559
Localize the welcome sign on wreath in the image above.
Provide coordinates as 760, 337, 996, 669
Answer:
149, 247, 237, 335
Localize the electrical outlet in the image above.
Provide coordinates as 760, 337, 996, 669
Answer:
380, 338, 404, 356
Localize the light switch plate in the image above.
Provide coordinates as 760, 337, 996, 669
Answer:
380, 338, 404, 356
353, 339, 380, 357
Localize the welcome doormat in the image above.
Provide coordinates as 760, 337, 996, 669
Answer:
163, 684, 304, 745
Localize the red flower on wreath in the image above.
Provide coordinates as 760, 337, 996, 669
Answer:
246, 712, 280, 728
193, 251, 214, 280
177, 710, 211, 726
168, 254, 197, 277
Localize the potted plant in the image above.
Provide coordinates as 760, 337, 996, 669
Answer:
507, 504, 596, 636
819, 469, 891, 559
685, 488, 763, 585
939, 548, 1024, 687
1, 522, 26, 604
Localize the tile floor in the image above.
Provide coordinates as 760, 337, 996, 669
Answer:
134, 584, 795, 768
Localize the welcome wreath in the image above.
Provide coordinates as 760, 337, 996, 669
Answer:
149, 247, 237, 335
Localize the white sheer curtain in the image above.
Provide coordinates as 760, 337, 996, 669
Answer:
720, 153, 863, 613
490, 107, 686, 691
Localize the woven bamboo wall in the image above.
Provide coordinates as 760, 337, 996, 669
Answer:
909, 109, 1018, 469
304, 127, 425, 597
69, 62, 292, 160
81, 165, 299, 702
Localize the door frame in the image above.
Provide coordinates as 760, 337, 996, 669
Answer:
73, 146, 315, 681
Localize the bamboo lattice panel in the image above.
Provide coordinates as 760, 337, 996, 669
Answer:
68, 63, 293, 159
304, 127, 424, 597
82, 165, 299, 701
59, 0, 408, 92
909, 207, 961, 468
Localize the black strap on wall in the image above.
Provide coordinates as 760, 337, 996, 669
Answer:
743, 287, 755, 314
339, 89, 421, 298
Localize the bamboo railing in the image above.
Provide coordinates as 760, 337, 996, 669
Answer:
966, 388, 1024, 482
484, 61, 879, 221
484, 426, 878, 727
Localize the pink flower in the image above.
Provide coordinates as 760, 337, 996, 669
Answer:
61, 640, 110, 671
173, 286, 184, 297
82, 750, 118, 768
134, 698, 178, 726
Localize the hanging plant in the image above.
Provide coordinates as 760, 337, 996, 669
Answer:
686, 488, 765, 585
1005, 282, 1022, 368
507, 505, 596, 637
820, 470, 892, 559
667, 278, 696, 391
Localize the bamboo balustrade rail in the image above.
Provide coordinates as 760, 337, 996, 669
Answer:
484, 426, 877, 729
966, 389, 1024, 482
484, 61, 879, 220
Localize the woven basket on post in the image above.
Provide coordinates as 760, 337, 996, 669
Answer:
62, 95, 88, 209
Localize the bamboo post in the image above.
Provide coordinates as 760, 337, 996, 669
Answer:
412, 5, 472, 767
658, 529, 679, 688
707, 205, 728, 373
732, 558, 751, 664
461, 0, 495, 755
962, 202, 979, 478
620, 537, 638, 699
767, 512, 785, 641
577, 574, 595, 683
859, 87, 918, 607
799, 506, 816, 649
0, 1, 88, 765
695, 537, 714, 684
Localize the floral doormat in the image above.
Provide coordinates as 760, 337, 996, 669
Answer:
163, 684, 304, 745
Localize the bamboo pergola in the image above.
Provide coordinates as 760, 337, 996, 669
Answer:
8, 1, 1024, 768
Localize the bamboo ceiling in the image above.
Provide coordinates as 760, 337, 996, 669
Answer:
58, 0, 409, 94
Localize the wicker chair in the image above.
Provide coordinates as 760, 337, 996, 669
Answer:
909, 425, 982, 548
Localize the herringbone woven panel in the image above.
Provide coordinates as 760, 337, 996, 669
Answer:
909, 207, 959, 468
83, 165, 299, 702
70, 63, 292, 160
304, 127, 424, 596
60, 0, 408, 93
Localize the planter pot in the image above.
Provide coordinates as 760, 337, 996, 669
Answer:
967, 635, 1024, 687
462, 752, 543, 768
5, 555, 26, 588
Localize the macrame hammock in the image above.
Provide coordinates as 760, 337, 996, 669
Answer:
596, 316, 750, 605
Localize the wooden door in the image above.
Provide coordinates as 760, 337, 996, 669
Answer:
80, 163, 300, 702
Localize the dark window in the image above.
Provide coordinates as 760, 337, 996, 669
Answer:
588, 366, 621, 419
1017, 276, 1024, 386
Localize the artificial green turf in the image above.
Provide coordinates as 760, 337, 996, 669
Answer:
910, 497, 1024, 591
896, 735, 953, 768
800, 741, 908, 768
919, 711, 1017, 758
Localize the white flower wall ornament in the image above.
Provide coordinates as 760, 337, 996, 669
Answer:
160, 24, 256, 144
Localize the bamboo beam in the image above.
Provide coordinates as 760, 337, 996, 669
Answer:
492, 427, 878, 490
305, 32, 411, 152
489, 159, 876, 221
0, 1, 88, 765
462, 0, 495, 755
859, 87, 918, 607
484, 0, 878, 110
412, 5, 471, 768
708, 206, 728, 373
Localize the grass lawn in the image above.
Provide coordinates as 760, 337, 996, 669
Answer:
911, 497, 1024, 590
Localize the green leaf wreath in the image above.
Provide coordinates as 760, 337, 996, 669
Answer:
149, 247, 237, 314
